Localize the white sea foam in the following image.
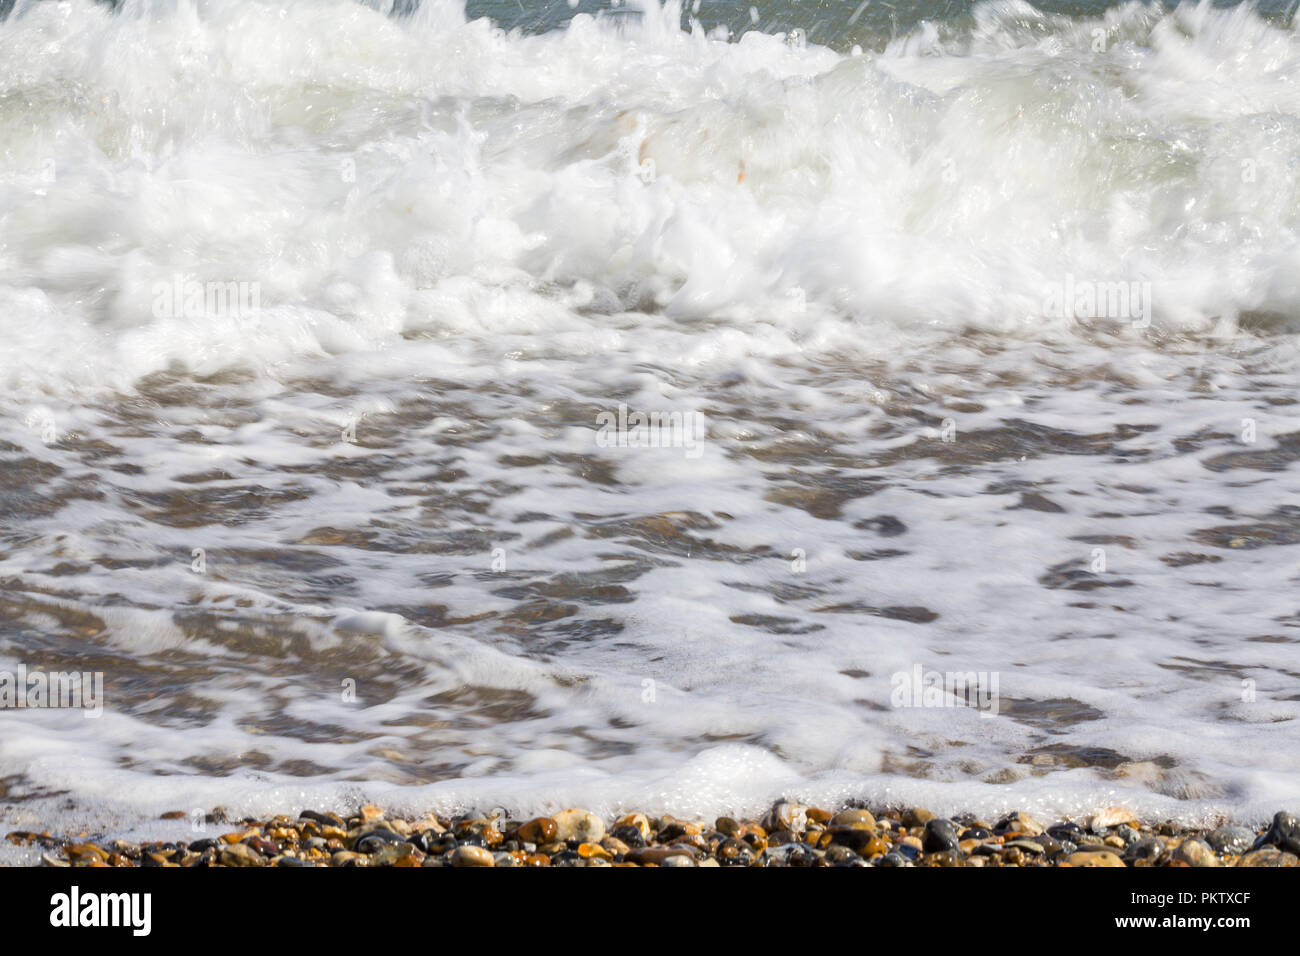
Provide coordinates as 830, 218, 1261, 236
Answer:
1, 0, 1299, 392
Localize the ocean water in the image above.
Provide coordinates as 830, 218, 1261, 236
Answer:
1, 0, 1299, 844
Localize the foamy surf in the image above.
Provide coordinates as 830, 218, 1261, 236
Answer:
0, 0, 1298, 839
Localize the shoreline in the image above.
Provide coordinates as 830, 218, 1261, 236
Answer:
10, 802, 1300, 867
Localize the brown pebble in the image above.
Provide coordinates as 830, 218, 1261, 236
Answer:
247, 837, 278, 856
657, 820, 702, 841
578, 842, 612, 860
67, 844, 108, 863
1236, 847, 1299, 867
827, 826, 877, 851
516, 817, 558, 844
715, 816, 742, 837
601, 836, 631, 856
853, 836, 884, 858
830, 809, 876, 830
1067, 849, 1126, 867
219, 842, 265, 867
627, 845, 696, 866
614, 813, 652, 838
451, 845, 495, 867
902, 808, 935, 828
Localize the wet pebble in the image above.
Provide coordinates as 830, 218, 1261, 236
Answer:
614, 813, 652, 839
923, 818, 962, 854
1206, 826, 1254, 856
219, 842, 265, 867
552, 809, 605, 844
1122, 837, 1164, 865
763, 801, 808, 836
1047, 822, 1086, 843
1251, 811, 1300, 855
299, 809, 345, 828
609, 824, 646, 848
830, 809, 875, 830
901, 808, 934, 828
515, 817, 557, 845
1086, 807, 1139, 832
764, 843, 816, 867
1003, 839, 1044, 855
411, 829, 451, 854
828, 826, 880, 852
1172, 837, 1219, 868
716, 838, 754, 866
1237, 846, 1299, 867
371, 844, 423, 866
995, 811, 1044, 836
1066, 849, 1125, 867
626, 845, 696, 866
451, 845, 495, 867
354, 829, 408, 853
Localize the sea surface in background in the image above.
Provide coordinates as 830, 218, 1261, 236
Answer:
1, 0, 1299, 846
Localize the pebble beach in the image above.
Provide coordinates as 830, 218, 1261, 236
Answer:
12, 803, 1300, 868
